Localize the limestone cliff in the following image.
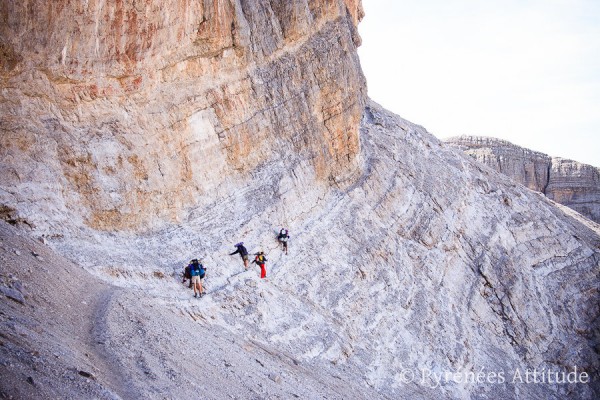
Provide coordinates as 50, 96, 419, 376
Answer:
546, 158, 600, 224
3, 100, 599, 399
1, 2, 599, 400
446, 136, 600, 224
1, 0, 366, 232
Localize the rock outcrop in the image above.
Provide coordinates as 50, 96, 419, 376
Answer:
546, 158, 600, 224
1, 2, 599, 400
1, 0, 366, 232
446, 136, 600, 224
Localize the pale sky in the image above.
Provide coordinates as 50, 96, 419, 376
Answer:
357, 0, 600, 167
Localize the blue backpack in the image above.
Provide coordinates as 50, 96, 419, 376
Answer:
190, 260, 203, 277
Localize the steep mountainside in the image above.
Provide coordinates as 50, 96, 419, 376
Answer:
1, 1, 599, 399
0, 219, 382, 400
3, 100, 598, 399
1, 0, 365, 232
446, 136, 600, 224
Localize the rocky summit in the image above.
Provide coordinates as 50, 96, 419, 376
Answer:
1, 1, 599, 399
446, 136, 600, 224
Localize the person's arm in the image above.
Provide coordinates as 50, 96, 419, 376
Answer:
229, 249, 239, 255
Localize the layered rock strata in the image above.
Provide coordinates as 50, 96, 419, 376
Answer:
0, 1, 599, 399
446, 136, 600, 224
0, 0, 366, 232
546, 158, 600, 224
47, 101, 598, 399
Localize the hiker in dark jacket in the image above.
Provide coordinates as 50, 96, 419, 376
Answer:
182, 264, 192, 288
252, 251, 268, 279
229, 242, 249, 269
277, 228, 289, 255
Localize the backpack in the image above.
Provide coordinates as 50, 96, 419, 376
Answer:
278, 230, 288, 242
190, 260, 201, 276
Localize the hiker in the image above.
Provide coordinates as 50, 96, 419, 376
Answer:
252, 251, 268, 279
182, 264, 192, 288
277, 228, 289, 254
229, 242, 249, 269
188, 259, 206, 298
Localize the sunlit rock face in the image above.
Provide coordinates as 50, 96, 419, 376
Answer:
0, 0, 366, 232
446, 136, 600, 224
1, 2, 599, 400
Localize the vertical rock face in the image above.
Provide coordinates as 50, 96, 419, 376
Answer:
446, 136, 600, 224
2, 3, 599, 400
546, 158, 600, 224
0, 0, 366, 232
445, 136, 552, 192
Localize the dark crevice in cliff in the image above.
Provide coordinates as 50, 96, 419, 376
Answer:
473, 261, 523, 349
542, 161, 551, 196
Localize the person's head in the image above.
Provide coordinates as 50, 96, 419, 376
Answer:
260, 251, 264, 255
235, 242, 243, 247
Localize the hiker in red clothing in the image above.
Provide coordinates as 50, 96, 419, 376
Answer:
252, 251, 268, 279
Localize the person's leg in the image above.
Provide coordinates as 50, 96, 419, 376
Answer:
260, 264, 266, 278
244, 257, 248, 269
192, 276, 198, 296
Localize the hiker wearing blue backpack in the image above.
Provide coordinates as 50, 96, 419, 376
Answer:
188, 259, 206, 298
